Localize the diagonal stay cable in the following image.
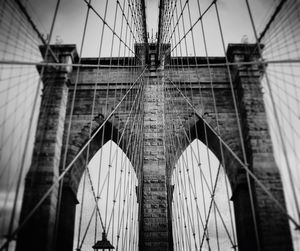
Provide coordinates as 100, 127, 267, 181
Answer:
244, 0, 300, 224
167, 77, 300, 229
78, 204, 97, 249
82, 0, 142, 61
165, 85, 235, 247
86, 78, 144, 235
15, 0, 60, 63
0, 66, 147, 251
199, 162, 222, 249
4, 0, 61, 249
127, 0, 144, 43
165, 0, 189, 46
116, 0, 137, 43
258, 0, 288, 43
169, 0, 215, 52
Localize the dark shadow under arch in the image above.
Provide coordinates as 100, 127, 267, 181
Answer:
171, 138, 236, 250
171, 116, 243, 191
56, 118, 135, 251
64, 118, 135, 195
169, 116, 261, 251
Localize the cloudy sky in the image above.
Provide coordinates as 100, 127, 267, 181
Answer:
2, 0, 299, 250
22, 0, 278, 57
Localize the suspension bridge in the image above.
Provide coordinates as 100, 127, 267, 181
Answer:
0, 0, 300, 250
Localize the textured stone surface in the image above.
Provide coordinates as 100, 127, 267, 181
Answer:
140, 75, 170, 250
17, 64, 70, 251
230, 44, 293, 251
18, 44, 293, 251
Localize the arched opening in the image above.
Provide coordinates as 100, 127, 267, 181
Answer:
73, 140, 139, 250
171, 139, 237, 251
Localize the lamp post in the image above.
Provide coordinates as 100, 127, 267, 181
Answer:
92, 231, 115, 250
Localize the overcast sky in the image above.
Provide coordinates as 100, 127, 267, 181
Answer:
22, 0, 278, 57
2, 0, 299, 250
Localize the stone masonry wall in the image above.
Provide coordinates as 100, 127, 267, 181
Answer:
17, 44, 293, 251
229, 44, 293, 251
141, 73, 170, 250
17, 68, 69, 251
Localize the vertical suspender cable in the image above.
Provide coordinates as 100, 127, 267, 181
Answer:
213, 2, 261, 249
244, 0, 300, 225
5, 1, 61, 250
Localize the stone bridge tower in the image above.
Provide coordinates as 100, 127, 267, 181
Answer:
16, 42, 293, 251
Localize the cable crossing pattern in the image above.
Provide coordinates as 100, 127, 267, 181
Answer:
0, 0, 299, 251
